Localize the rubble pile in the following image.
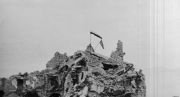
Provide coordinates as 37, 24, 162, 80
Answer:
0, 40, 146, 97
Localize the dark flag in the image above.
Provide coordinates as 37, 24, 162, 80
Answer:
100, 40, 104, 49
90, 32, 102, 39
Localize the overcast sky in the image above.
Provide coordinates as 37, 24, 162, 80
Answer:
0, 0, 149, 77
0, 0, 180, 97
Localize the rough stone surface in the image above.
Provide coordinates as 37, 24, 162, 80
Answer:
46, 52, 68, 70
110, 40, 125, 63
0, 40, 146, 97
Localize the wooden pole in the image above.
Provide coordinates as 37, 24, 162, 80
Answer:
90, 32, 92, 52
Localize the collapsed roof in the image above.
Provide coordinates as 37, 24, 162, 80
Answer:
0, 40, 146, 97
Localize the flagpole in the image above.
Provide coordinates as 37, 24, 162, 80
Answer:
90, 32, 91, 52
90, 32, 91, 45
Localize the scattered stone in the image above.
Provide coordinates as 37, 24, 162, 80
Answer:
0, 40, 146, 97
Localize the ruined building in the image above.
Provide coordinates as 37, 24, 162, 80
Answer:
0, 40, 146, 97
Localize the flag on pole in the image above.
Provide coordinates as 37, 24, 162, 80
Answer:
90, 32, 102, 39
100, 40, 104, 49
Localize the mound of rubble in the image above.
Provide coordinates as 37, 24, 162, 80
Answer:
0, 40, 146, 97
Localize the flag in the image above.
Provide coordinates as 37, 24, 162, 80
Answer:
100, 40, 104, 49
90, 32, 102, 39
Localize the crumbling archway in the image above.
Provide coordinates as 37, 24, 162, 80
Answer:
17, 79, 23, 87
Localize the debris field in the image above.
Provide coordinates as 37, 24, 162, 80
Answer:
0, 40, 146, 97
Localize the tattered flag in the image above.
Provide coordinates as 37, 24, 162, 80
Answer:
100, 40, 104, 49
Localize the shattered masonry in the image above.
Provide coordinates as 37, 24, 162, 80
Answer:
0, 40, 146, 97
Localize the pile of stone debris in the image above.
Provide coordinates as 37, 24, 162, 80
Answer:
0, 40, 146, 97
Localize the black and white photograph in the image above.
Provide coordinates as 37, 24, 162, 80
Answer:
0, 0, 179, 97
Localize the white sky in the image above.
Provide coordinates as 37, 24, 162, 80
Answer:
156, 0, 180, 97
0, 0, 149, 77
0, 0, 180, 97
